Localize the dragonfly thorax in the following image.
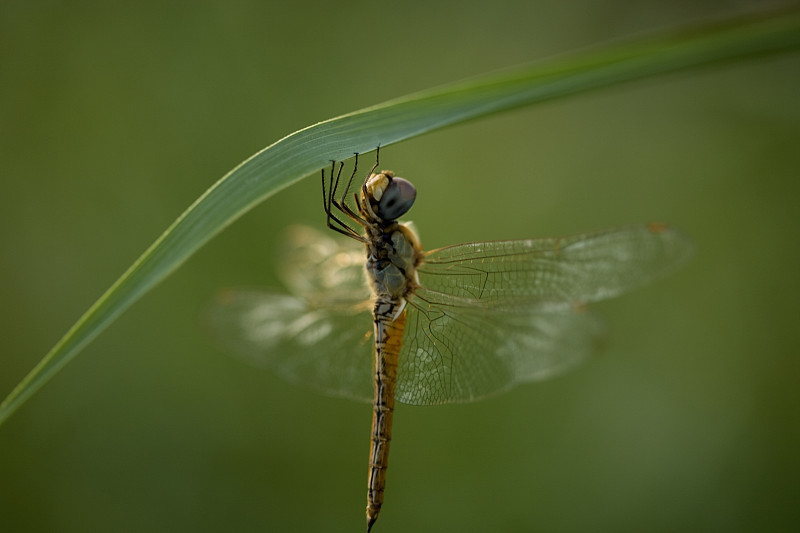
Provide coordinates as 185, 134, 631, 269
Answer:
365, 224, 422, 300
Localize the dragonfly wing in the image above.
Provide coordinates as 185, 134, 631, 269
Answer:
278, 224, 368, 302
418, 223, 692, 304
395, 288, 605, 405
207, 289, 374, 402
207, 226, 374, 403
395, 223, 690, 405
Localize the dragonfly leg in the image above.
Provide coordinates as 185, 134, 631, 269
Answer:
322, 158, 370, 241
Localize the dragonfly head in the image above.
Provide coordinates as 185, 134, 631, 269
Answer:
361, 171, 416, 222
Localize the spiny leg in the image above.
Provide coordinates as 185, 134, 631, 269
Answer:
319, 145, 383, 239
325, 160, 347, 222
368, 144, 381, 176
320, 160, 338, 216
322, 160, 364, 240
342, 146, 379, 210
334, 152, 356, 208
321, 161, 344, 227
333, 152, 370, 226
333, 154, 372, 229
337, 152, 359, 208
352, 146, 381, 212
334, 152, 364, 223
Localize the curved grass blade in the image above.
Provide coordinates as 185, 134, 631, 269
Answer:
2, 8, 799, 425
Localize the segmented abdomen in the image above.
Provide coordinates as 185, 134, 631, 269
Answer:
366, 299, 405, 531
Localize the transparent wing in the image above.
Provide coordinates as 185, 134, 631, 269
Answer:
205, 225, 375, 402
395, 289, 604, 405
393, 223, 692, 404
417, 223, 692, 304
207, 289, 374, 402
277, 224, 368, 303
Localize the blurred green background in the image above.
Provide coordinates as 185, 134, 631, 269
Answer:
2, 1, 799, 532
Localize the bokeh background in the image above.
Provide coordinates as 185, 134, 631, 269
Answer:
2, 1, 799, 532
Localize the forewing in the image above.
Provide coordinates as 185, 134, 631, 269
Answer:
418, 223, 692, 305
279, 224, 368, 304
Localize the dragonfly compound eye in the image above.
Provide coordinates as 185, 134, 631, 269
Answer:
376, 176, 416, 220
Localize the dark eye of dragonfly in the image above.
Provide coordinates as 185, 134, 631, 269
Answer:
376, 176, 416, 220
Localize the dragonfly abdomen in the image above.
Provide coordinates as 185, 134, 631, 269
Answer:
367, 300, 406, 532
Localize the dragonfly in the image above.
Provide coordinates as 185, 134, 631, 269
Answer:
208, 150, 692, 531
